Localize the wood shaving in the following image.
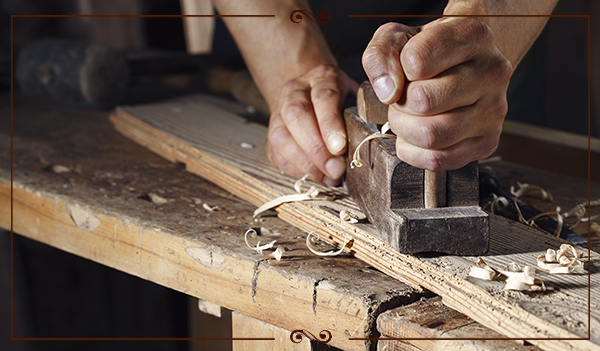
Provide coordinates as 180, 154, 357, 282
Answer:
51, 164, 72, 173
528, 207, 563, 237
306, 231, 352, 257
537, 244, 585, 274
488, 193, 508, 214
244, 229, 285, 261
510, 181, 553, 201
148, 193, 169, 204
562, 199, 600, 228
469, 257, 504, 281
350, 122, 396, 169
469, 257, 545, 291
513, 197, 563, 237
203, 203, 218, 212
339, 210, 358, 223
253, 175, 333, 217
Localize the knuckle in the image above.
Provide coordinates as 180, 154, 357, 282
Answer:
408, 84, 433, 114
419, 123, 443, 149
479, 134, 500, 159
490, 97, 509, 119
401, 46, 426, 78
494, 58, 513, 83
267, 125, 289, 147
281, 100, 311, 123
313, 87, 338, 103
465, 17, 494, 44
424, 150, 445, 171
281, 79, 301, 95
362, 45, 385, 70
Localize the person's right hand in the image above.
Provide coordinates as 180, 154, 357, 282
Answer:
362, 18, 513, 171
265, 64, 359, 186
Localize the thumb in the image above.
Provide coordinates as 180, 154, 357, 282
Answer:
362, 23, 420, 104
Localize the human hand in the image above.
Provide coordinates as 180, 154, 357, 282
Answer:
265, 64, 359, 186
362, 17, 513, 171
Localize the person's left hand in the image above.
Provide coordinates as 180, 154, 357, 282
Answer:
362, 17, 513, 171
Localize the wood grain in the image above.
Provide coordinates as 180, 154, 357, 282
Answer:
377, 297, 541, 351
108, 95, 599, 351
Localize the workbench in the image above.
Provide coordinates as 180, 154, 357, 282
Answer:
2, 92, 598, 351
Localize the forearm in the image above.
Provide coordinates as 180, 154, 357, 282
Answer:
212, 0, 336, 109
444, 0, 559, 68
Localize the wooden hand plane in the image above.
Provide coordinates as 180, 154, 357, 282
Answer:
343, 82, 489, 255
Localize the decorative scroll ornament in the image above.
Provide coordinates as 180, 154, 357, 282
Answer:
290, 9, 332, 24
290, 329, 332, 344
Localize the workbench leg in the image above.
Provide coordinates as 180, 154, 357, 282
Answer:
232, 312, 311, 351
189, 298, 232, 351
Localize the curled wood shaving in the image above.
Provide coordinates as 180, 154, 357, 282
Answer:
537, 244, 585, 274
350, 122, 396, 169
244, 229, 285, 261
469, 257, 545, 291
203, 203, 218, 212
562, 199, 600, 228
510, 182, 553, 201
469, 257, 504, 281
339, 210, 358, 223
488, 193, 508, 214
254, 175, 334, 217
306, 231, 351, 257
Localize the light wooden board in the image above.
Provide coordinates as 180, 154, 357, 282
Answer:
109, 95, 599, 351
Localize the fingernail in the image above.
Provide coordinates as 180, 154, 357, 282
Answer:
325, 157, 346, 179
327, 131, 347, 155
373, 76, 395, 103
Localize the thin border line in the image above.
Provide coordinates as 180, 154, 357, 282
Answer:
12, 338, 275, 341
10, 13, 274, 342
349, 14, 590, 18
11, 14, 274, 18
347, 14, 593, 344
9, 13, 593, 345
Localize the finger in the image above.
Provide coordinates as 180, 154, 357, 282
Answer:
267, 113, 325, 182
395, 131, 500, 171
279, 81, 346, 180
399, 64, 481, 116
309, 66, 355, 156
362, 22, 419, 104
400, 17, 495, 81
388, 105, 478, 150
389, 93, 507, 150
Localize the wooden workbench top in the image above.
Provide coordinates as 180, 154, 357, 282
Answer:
2, 93, 598, 351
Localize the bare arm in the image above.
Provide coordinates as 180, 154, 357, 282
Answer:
213, 0, 358, 185
444, 0, 559, 68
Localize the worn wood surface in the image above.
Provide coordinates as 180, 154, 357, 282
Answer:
3, 94, 423, 351
376, 297, 542, 351
108, 94, 600, 351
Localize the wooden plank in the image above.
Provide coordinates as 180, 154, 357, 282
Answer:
109, 95, 600, 351
377, 296, 541, 351
2, 94, 421, 351
232, 312, 311, 351
497, 120, 600, 182
180, 0, 215, 54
